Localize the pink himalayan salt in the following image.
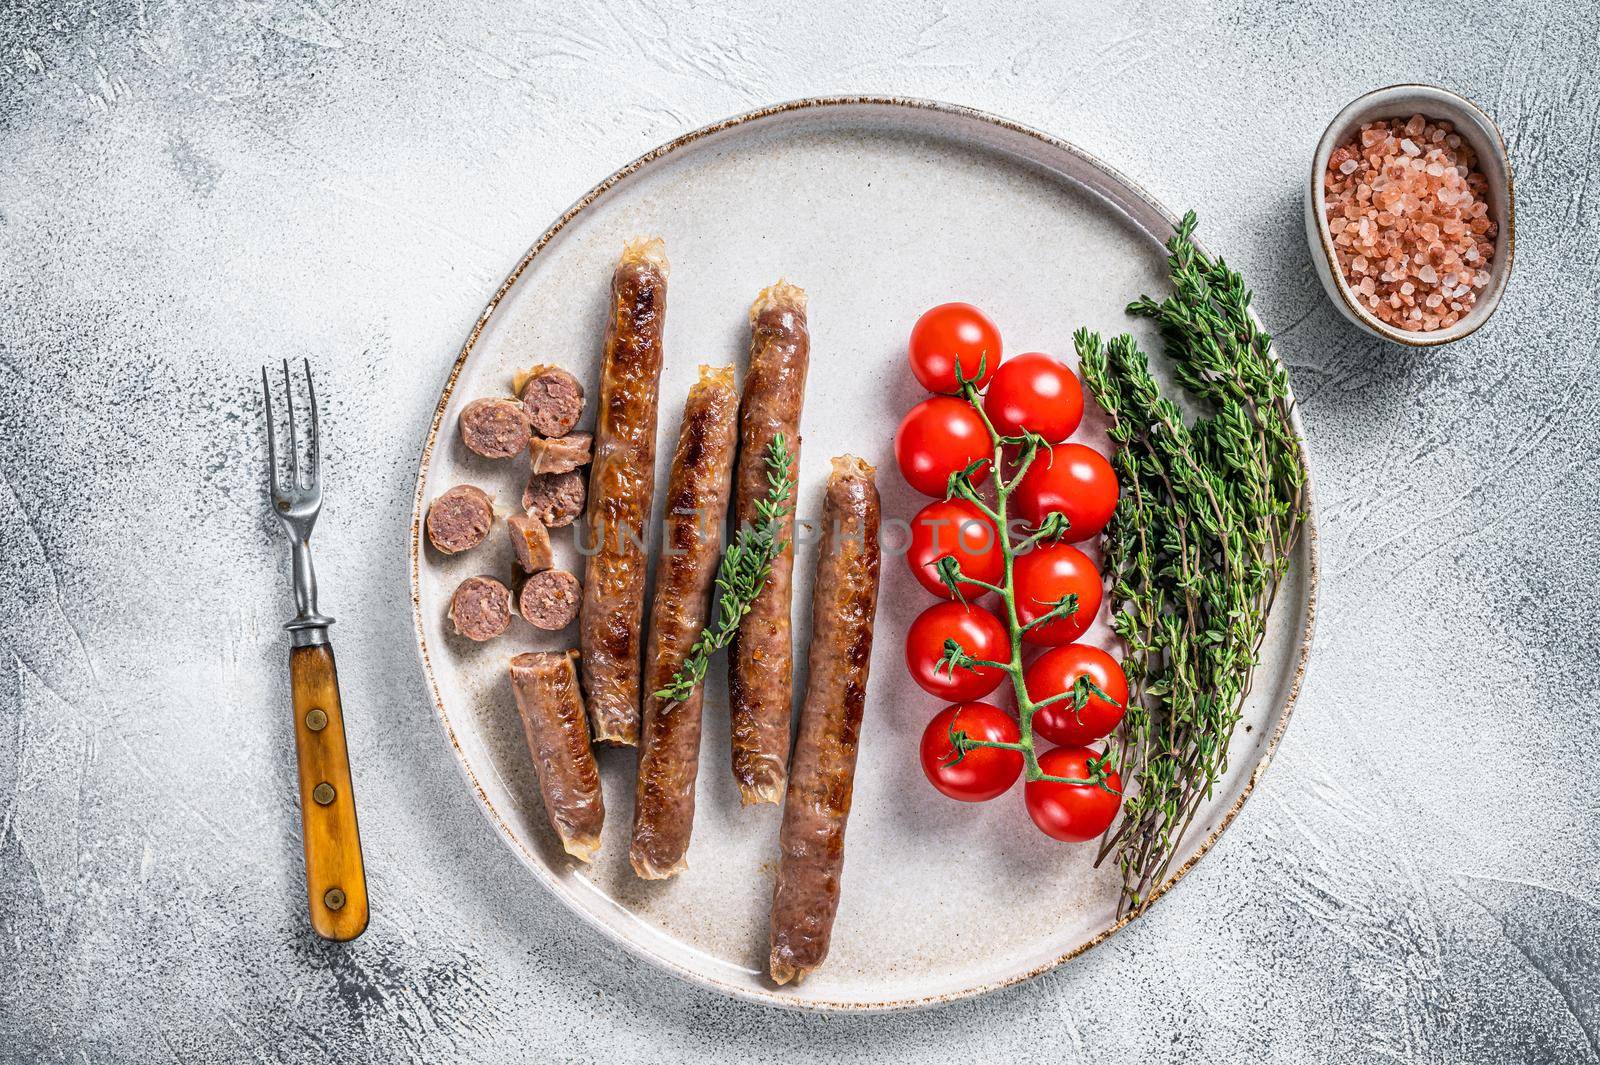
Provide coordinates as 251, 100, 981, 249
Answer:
1323, 114, 1498, 332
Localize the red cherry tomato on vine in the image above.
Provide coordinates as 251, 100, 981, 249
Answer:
908, 303, 1002, 393
895, 397, 991, 498
1025, 746, 1123, 841
1013, 443, 1119, 542
1024, 644, 1128, 746
1013, 541, 1103, 646
906, 498, 1003, 598
920, 702, 1023, 802
982, 352, 1084, 442
905, 601, 1008, 701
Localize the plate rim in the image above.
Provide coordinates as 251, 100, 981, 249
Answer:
407, 94, 1322, 1012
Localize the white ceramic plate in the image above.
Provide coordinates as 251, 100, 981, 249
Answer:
409, 97, 1319, 1011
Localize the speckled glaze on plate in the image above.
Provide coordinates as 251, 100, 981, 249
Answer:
409, 97, 1319, 1011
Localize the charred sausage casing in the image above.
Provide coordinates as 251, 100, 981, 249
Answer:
769, 456, 881, 985
630, 365, 740, 879
579, 237, 669, 746
728, 281, 810, 803
508, 651, 605, 862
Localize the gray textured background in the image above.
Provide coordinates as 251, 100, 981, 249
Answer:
3, 1, 1598, 1061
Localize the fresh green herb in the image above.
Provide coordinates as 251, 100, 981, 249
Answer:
1079, 211, 1307, 915
652, 434, 796, 706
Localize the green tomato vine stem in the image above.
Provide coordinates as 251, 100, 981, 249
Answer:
936, 367, 1119, 794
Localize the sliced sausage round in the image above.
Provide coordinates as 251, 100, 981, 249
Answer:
459, 397, 530, 459
518, 569, 581, 630
523, 470, 585, 528
507, 514, 554, 574
426, 484, 495, 555
529, 432, 593, 475
519, 366, 585, 437
448, 575, 513, 641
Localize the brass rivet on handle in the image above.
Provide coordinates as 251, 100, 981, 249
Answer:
312, 782, 336, 805
324, 887, 346, 911
305, 708, 328, 732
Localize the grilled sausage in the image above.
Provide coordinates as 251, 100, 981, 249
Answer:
518, 569, 581, 631
427, 484, 495, 555
517, 365, 585, 438
523, 469, 586, 528
529, 432, 592, 475
508, 651, 605, 862
459, 397, 530, 459
630, 365, 740, 880
448, 575, 513, 642
506, 514, 553, 574
729, 281, 810, 804
769, 456, 881, 986
579, 237, 668, 746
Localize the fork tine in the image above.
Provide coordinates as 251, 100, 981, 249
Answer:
262, 365, 280, 498
282, 359, 300, 489
303, 358, 321, 488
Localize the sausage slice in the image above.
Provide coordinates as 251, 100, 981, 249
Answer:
518, 569, 581, 631
529, 432, 593, 475
631, 365, 740, 880
506, 514, 553, 574
523, 469, 586, 528
517, 365, 585, 438
448, 575, 513, 642
729, 281, 810, 803
508, 651, 605, 862
769, 456, 881, 986
459, 397, 530, 459
426, 484, 495, 555
579, 237, 668, 746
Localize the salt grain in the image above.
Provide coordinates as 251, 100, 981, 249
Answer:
1324, 115, 1498, 332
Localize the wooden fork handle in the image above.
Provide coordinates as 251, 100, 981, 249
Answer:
289, 642, 369, 941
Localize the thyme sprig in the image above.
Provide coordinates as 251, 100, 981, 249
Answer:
1079, 211, 1306, 915
652, 435, 796, 706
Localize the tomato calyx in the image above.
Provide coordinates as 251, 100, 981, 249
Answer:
1034, 673, 1124, 724
1020, 592, 1080, 636
1028, 748, 1122, 794
945, 721, 1024, 766
936, 635, 1006, 681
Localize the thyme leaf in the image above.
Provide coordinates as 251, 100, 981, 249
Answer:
652, 434, 796, 706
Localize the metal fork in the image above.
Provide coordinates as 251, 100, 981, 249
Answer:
263, 359, 368, 942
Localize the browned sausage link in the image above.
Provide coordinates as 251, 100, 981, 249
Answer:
579, 237, 668, 746
769, 456, 880, 986
508, 651, 605, 862
728, 281, 810, 804
630, 365, 740, 880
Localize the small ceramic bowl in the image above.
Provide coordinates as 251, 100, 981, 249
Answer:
1306, 84, 1515, 346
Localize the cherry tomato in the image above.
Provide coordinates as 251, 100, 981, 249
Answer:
908, 303, 1002, 393
1013, 541, 1103, 646
905, 601, 1008, 701
907, 499, 1003, 598
920, 702, 1023, 802
895, 396, 991, 498
982, 352, 1084, 442
1013, 443, 1119, 542
1024, 746, 1123, 841
1025, 644, 1129, 746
